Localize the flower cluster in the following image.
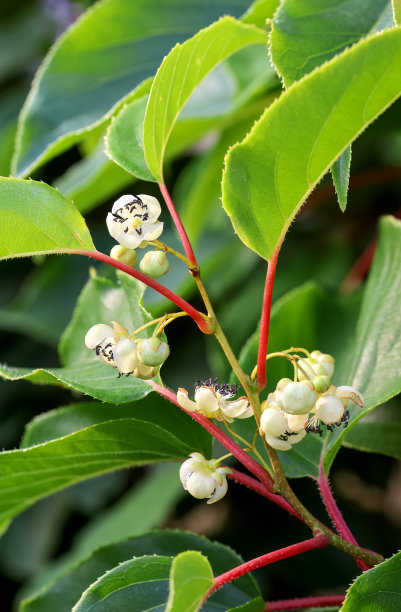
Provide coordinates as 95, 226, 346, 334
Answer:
179, 452, 230, 504
177, 378, 253, 422
107, 194, 169, 279
259, 350, 363, 450
85, 322, 169, 379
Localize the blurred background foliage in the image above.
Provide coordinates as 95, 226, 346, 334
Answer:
1, 0, 401, 610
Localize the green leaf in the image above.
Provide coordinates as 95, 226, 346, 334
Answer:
394, 0, 401, 24
0, 271, 164, 402
344, 402, 401, 460
341, 551, 401, 610
54, 141, 135, 214
13, 0, 253, 178
241, 0, 280, 27
72, 555, 172, 612
166, 551, 213, 612
331, 146, 352, 212
269, 0, 393, 213
19, 530, 262, 612
143, 16, 267, 181
322, 216, 401, 473
270, 0, 393, 88
0, 416, 203, 535
0, 178, 94, 260
222, 28, 401, 260
105, 96, 154, 181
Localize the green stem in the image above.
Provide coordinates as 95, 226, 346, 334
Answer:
148, 239, 198, 271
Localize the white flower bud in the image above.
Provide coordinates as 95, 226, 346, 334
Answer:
110, 244, 137, 267
310, 350, 335, 378
260, 408, 288, 437
276, 381, 317, 415
137, 337, 170, 366
315, 395, 345, 424
179, 453, 228, 503
312, 375, 331, 393
139, 250, 169, 278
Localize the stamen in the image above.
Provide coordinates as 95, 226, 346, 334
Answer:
194, 377, 239, 398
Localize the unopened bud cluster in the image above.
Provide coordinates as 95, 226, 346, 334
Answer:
85, 322, 169, 379
177, 378, 253, 422
108, 194, 169, 278
259, 350, 363, 450
179, 453, 231, 503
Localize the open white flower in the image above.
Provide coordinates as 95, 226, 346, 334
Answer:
179, 452, 230, 504
106, 194, 163, 249
306, 384, 364, 434
259, 405, 306, 451
177, 379, 252, 422
85, 322, 139, 375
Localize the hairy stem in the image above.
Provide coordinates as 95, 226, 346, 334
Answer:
74, 250, 212, 334
257, 249, 279, 391
204, 536, 329, 600
148, 381, 274, 493
265, 594, 345, 610
158, 182, 198, 266
318, 460, 371, 571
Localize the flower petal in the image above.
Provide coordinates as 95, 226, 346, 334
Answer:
138, 194, 161, 221
113, 338, 138, 373
112, 194, 136, 213
207, 475, 228, 504
195, 387, 220, 416
177, 388, 197, 412
85, 324, 115, 349
142, 221, 164, 242
335, 385, 364, 409
264, 433, 292, 451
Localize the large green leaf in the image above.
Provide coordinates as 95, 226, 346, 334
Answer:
143, 16, 267, 181
166, 551, 214, 612
222, 28, 401, 260
344, 402, 401, 460
341, 551, 401, 610
0, 271, 165, 402
241, 0, 280, 26
19, 531, 263, 612
322, 216, 401, 472
270, 0, 393, 87
72, 555, 172, 612
395, 0, 401, 24
12, 0, 253, 178
0, 178, 94, 259
269, 0, 393, 212
0, 409, 208, 536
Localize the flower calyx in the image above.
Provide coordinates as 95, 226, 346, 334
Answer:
177, 378, 252, 422
179, 452, 231, 504
106, 194, 163, 249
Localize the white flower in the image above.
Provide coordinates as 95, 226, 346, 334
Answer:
106, 194, 163, 249
179, 453, 230, 504
177, 380, 252, 422
306, 385, 364, 434
259, 405, 307, 451
85, 322, 140, 375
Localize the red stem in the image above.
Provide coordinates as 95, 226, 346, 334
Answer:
205, 536, 329, 599
227, 468, 304, 522
257, 249, 279, 391
265, 594, 345, 610
318, 460, 370, 572
148, 381, 274, 493
158, 182, 197, 266
75, 250, 212, 334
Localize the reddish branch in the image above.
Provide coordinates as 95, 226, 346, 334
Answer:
227, 469, 304, 522
75, 250, 212, 333
158, 182, 197, 266
148, 381, 274, 493
265, 594, 345, 610
257, 249, 279, 390
318, 461, 370, 572
204, 536, 329, 600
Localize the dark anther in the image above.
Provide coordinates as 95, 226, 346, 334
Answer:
135, 228, 143, 236
194, 377, 239, 398
124, 227, 128, 233
112, 211, 127, 222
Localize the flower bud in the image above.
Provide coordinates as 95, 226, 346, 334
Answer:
276, 380, 317, 415
139, 250, 169, 278
179, 453, 228, 503
310, 350, 335, 378
110, 245, 137, 267
137, 337, 170, 366
315, 395, 344, 424
260, 408, 288, 437
312, 375, 331, 393
113, 338, 138, 374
